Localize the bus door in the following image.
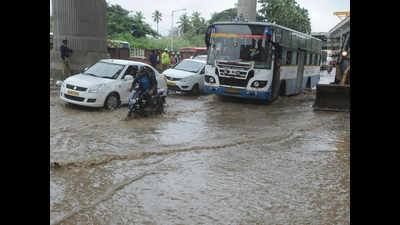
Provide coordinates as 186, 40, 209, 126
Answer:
296, 50, 306, 94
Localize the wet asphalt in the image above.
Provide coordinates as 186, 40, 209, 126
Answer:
50, 69, 349, 225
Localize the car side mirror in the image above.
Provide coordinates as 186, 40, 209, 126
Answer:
124, 75, 134, 81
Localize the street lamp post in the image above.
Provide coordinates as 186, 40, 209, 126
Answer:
171, 8, 186, 52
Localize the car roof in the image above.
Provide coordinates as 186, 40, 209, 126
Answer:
182, 58, 206, 64
100, 59, 149, 67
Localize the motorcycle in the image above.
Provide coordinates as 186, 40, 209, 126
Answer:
127, 87, 166, 118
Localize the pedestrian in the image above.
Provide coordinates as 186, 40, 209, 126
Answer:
170, 52, 176, 65
156, 50, 161, 65
161, 48, 170, 72
149, 50, 158, 69
60, 39, 73, 80
176, 51, 181, 64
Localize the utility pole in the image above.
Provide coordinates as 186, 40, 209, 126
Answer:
171, 8, 186, 51
237, 0, 257, 22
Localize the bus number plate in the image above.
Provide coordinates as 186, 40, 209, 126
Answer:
226, 88, 240, 93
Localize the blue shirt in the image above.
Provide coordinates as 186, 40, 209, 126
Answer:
141, 76, 150, 90
60, 44, 72, 60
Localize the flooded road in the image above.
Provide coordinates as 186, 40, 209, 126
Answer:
50, 70, 349, 225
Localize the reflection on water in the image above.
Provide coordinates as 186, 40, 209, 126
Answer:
50, 71, 349, 225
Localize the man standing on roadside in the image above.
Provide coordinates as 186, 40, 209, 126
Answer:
60, 39, 73, 80
149, 50, 158, 70
161, 48, 170, 72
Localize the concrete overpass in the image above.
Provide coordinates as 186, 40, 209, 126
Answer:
328, 16, 350, 50
50, 0, 110, 78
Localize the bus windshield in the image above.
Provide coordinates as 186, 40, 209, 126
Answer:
207, 24, 273, 69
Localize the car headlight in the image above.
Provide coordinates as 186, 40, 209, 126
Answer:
88, 83, 106, 93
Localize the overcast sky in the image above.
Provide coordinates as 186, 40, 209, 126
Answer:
50, 0, 349, 35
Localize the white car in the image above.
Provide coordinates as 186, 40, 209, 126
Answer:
192, 55, 207, 61
59, 59, 168, 109
162, 59, 206, 94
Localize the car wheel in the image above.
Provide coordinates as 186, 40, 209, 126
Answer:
104, 93, 120, 110
191, 84, 200, 95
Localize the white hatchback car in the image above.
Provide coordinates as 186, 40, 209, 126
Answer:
59, 59, 168, 109
162, 59, 206, 94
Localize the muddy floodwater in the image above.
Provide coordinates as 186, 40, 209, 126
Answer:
50, 70, 349, 225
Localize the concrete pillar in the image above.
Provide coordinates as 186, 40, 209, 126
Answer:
50, 0, 110, 78
237, 0, 257, 22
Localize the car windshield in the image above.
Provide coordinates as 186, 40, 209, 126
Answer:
207, 24, 273, 69
84, 62, 124, 79
173, 60, 204, 73
194, 55, 207, 61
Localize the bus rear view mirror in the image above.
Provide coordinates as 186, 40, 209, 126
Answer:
205, 25, 212, 48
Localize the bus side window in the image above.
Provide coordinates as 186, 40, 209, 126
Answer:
281, 48, 287, 65
291, 51, 297, 65
286, 51, 292, 65
313, 54, 316, 65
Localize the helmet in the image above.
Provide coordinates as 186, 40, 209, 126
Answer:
164, 48, 169, 52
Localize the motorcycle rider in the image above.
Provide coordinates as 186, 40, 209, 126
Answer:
128, 67, 157, 109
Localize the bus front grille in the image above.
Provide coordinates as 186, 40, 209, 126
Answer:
219, 77, 248, 87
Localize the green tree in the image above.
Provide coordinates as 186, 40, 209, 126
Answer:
177, 13, 192, 35
208, 8, 237, 25
152, 10, 162, 35
257, 0, 311, 34
106, 3, 157, 38
107, 4, 134, 35
190, 12, 208, 35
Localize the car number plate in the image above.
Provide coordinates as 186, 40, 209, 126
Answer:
226, 88, 240, 93
67, 90, 79, 96
167, 81, 176, 86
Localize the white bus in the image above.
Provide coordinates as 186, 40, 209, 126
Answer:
203, 22, 322, 102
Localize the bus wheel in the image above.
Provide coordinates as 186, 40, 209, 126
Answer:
306, 78, 311, 89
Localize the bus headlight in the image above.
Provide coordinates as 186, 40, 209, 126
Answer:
341, 51, 348, 57
251, 80, 267, 88
205, 75, 216, 83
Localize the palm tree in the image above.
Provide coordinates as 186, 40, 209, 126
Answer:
177, 13, 192, 35
152, 10, 162, 35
